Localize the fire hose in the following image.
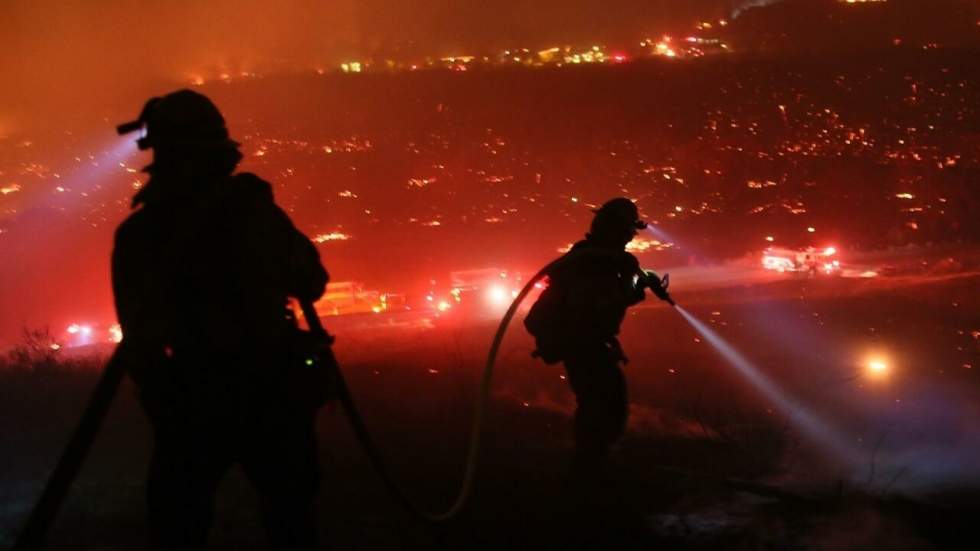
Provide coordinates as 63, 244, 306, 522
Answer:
12, 249, 672, 548
298, 249, 672, 523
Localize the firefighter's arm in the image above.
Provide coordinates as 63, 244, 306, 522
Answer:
110, 222, 168, 385
620, 253, 647, 306
234, 173, 329, 302
285, 220, 329, 302
263, 199, 327, 303
624, 274, 647, 306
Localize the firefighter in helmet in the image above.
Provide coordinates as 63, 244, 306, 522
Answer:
525, 198, 671, 493
112, 90, 328, 550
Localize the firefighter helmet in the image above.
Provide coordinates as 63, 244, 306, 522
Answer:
592, 197, 647, 230
117, 89, 237, 151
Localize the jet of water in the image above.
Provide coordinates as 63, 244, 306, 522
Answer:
675, 305, 860, 466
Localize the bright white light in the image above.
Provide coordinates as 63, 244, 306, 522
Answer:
437, 301, 451, 312
824, 247, 837, 256
67, 324, 80, 334
763, 255, 794, 272
487, 285, 508, 305
867, 358, 889, 378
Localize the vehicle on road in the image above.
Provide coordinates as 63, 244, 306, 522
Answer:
762, 246, 841, 275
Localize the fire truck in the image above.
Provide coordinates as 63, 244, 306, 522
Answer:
421, 268, 542, 319
448, 268, 525, 311
313, 281, 384, 316
762, 246, 841, 275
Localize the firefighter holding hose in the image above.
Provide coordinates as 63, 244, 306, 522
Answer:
525, 198, 672, 497
112, 90, 328, 550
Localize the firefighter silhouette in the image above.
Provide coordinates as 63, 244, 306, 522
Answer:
526, 198, 666, 491
112, 90, 328, 550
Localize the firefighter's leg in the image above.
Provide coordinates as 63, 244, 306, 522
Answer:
564, 350, 629, 487
241, 409, 320, 551
146, 419, 232, 551
572, 369, 628, 474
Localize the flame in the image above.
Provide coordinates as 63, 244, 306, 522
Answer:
313, 232, 351, 243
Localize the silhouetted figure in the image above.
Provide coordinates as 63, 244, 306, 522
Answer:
526, 198, 666, 495
112, 90, 328, 550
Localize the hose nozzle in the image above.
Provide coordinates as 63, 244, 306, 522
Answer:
644, 270, 676, 307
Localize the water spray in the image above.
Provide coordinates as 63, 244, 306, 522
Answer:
642, 223, 857, 462
673, 305, 860, 465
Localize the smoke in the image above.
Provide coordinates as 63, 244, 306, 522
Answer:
0, 0, 359, 128
731, 0, 785, 19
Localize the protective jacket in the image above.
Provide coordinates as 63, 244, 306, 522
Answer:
111, 172, 328, 386
525, 238, 645, 362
